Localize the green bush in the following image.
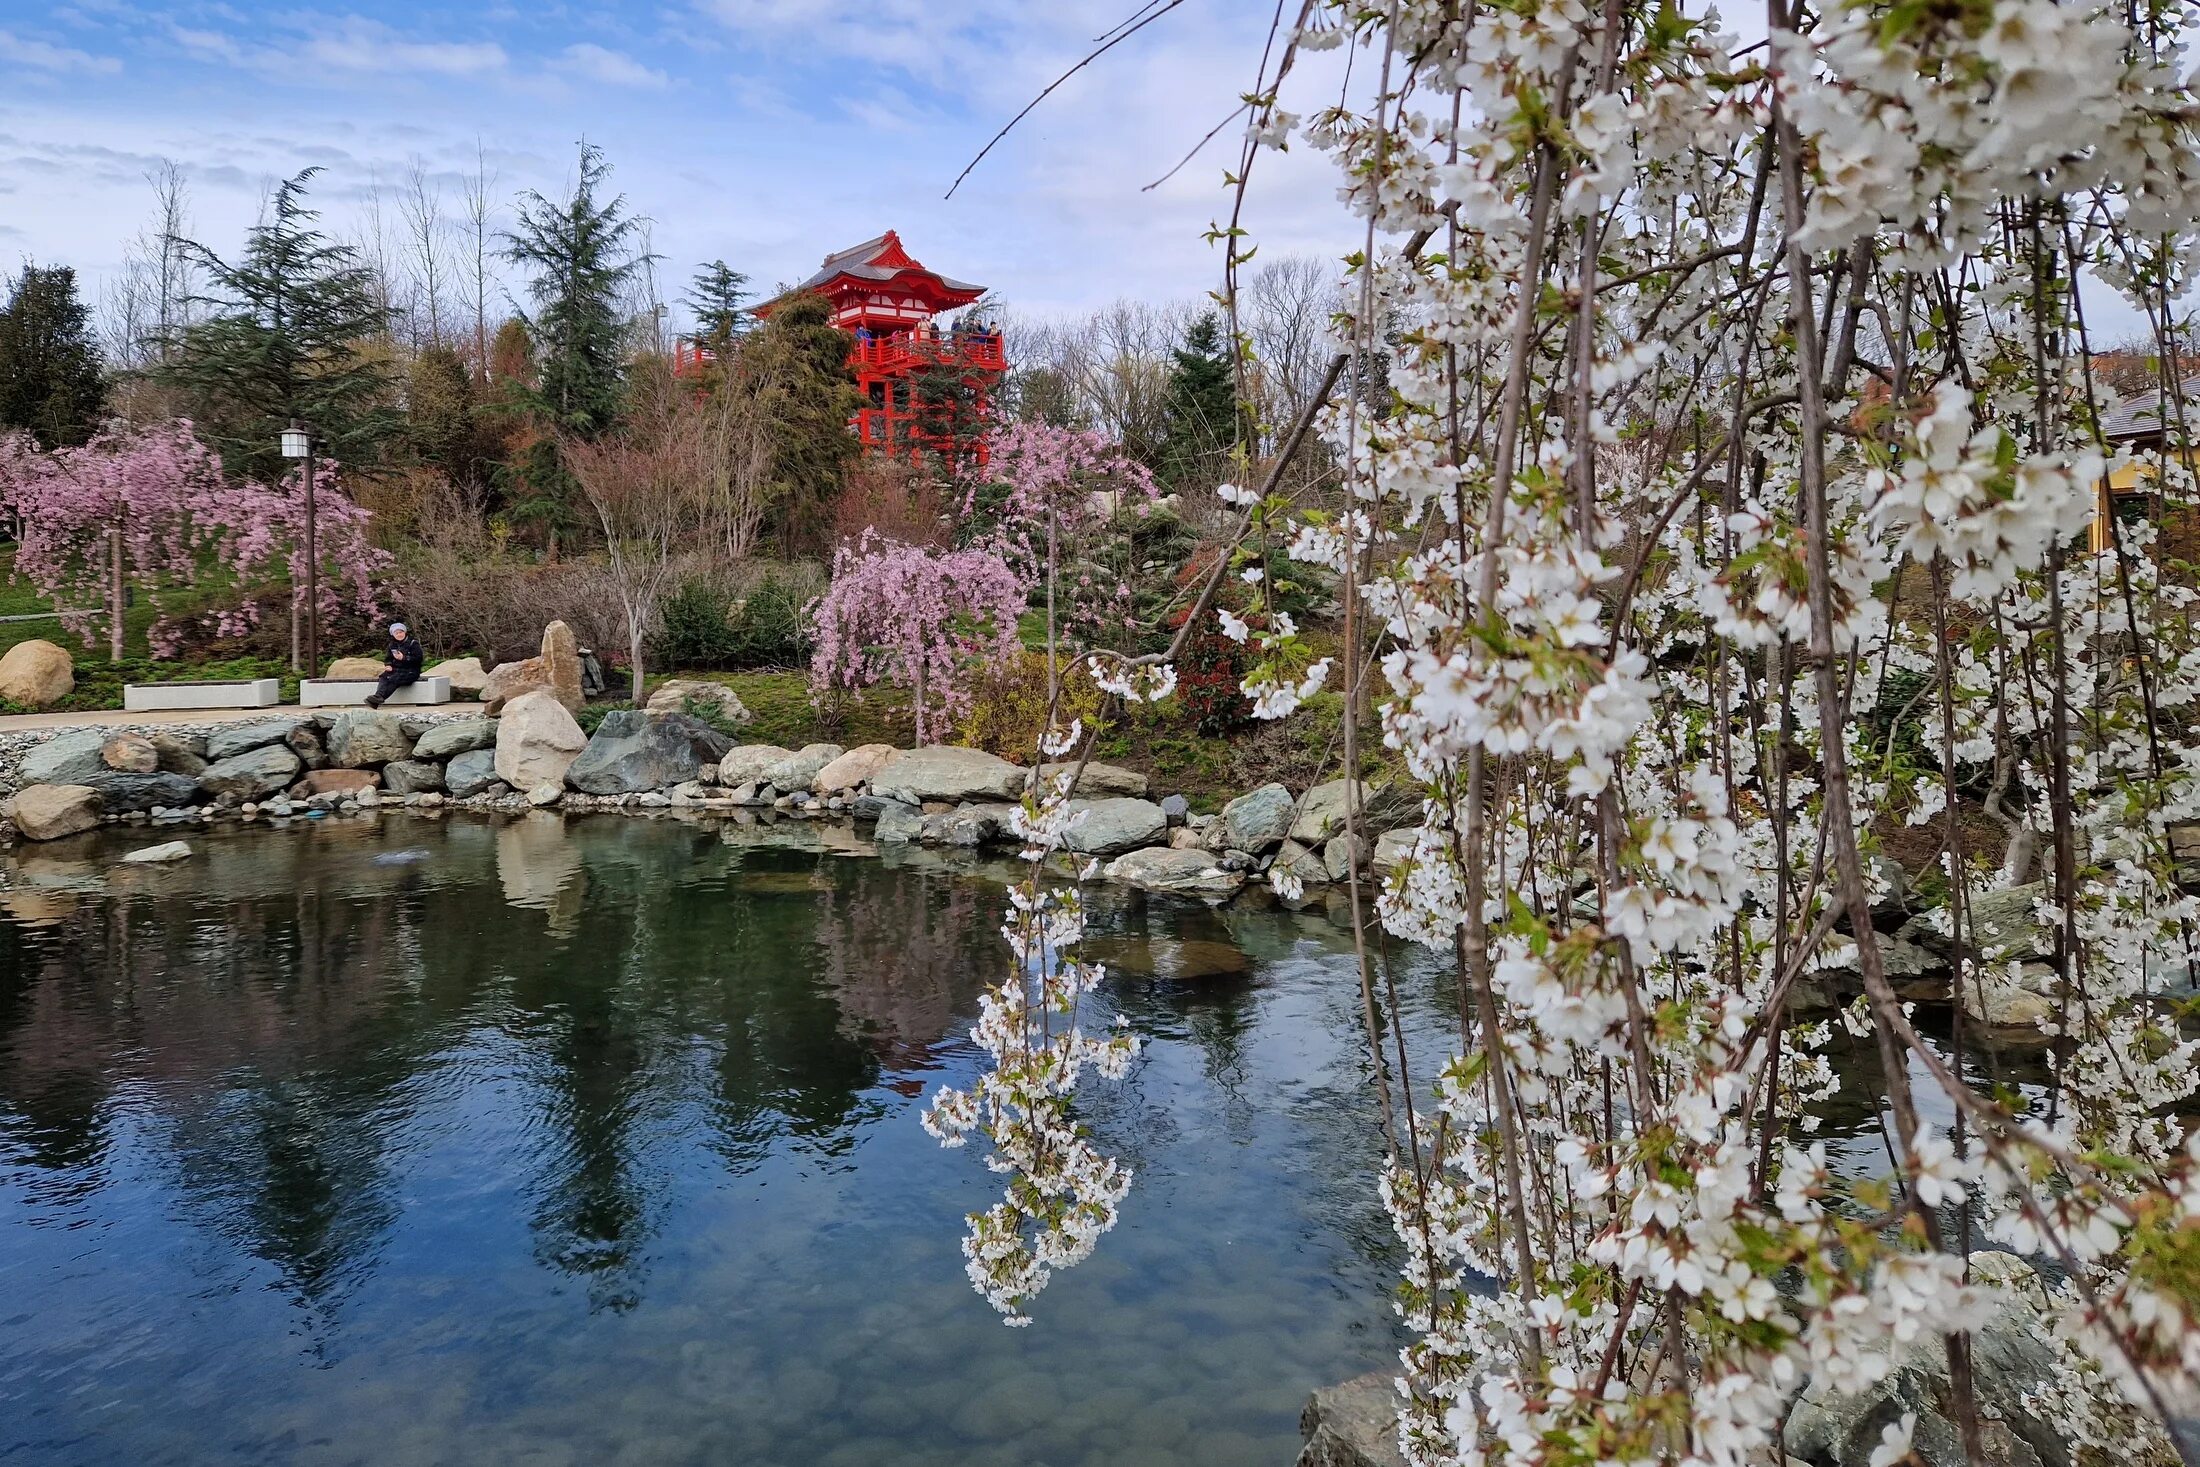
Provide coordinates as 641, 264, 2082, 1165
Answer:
658, 577, 742, 668
653, 573, 814, 671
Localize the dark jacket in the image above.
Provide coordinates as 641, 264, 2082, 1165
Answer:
386, 633, 424, 674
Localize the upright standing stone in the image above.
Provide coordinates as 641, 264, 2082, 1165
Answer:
495, 689, 588, 791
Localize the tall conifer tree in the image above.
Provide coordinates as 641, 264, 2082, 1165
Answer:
0, 263, 107, 448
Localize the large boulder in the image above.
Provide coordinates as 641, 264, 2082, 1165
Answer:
1038, 760, 1149, 798
412, 716, 498, 760
494, 689, 587, 792
0, 639, 74, 708
80, 771, 202, 813
872, 746, 1026, 804
567, 710, 706, 795
17, 730, 111, 787
1295, 1372, 1405, 1467
1274, 838, 1331, 887
284, 723, 328, 768
482, 620, 584, 714
200, 744, 304, 800
1104, 846, 1247, 900
381, 759, 444, 795
652, 711, 736, 766
445, 747, 501, 799
644, 678, 752, 728
1373, 827, 1429, 874
762, 743, 846, 793
205, 718, 305, 763
1958, 965, 2057, 1032
294, 769, 378, 798
814, 743, 898, 795
1899, 883, 2048, 964
326, 655, 386, 678
328, 710, 414, 768
1289, 779, 1420, 845
873, 802, 924, 843
1218, 782, 1296, 853
10, 784, 102, 841
718, 744, 795, 788
1063, 798, 1168, 858
425, 656, 490, 696
100, 733, 159, 774
1785, 1251, 2065, 1467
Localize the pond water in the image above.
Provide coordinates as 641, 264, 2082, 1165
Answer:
0, 812, 1451, 1467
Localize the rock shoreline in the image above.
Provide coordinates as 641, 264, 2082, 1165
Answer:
0, 709, 1420, 918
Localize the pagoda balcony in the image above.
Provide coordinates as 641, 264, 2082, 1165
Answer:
848, 326, 1006, 376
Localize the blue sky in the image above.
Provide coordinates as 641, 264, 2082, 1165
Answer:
0, 0, 1352, 330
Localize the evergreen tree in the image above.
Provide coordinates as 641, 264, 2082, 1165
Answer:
910, 356, 997, 480
1157, 311, 1239, 491
684, 260, 751, 376
499, 143, 649, 553
0, 263, 107, 448
406, 345, 490, 489
160, 169, 399, 483
741, 291, 860, 555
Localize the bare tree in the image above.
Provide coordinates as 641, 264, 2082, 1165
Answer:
399, 157, 451, 349
1243, 254, 1343, 433
560, 386, 713, 699
460, 140, 499, 379
102, 162, 199, 370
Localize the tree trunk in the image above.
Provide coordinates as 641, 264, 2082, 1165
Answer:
629, 617, 645, 704
109, 528, 124, 663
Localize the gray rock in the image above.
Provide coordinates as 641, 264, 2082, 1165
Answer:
568, 710, 710, 795
412, 716, 497, 760
1063, 797, 1168, 858
1274, 838, 1331, 887
872, 745, 1027, 804
1784, 1251, 2065, 1467
718, 744, 795, 789
1958, 966, 2057, 1032
328, 711, 414, 768
1373, 827, 1427, 874
205, 718, 305, 763
762, 742, 846, 793
1900, 883, 2048, 963
285, 722, 328, 769
923, 802, 1016, 847
100, 732, 159, 774
874, 802, 924, 843
150, 733, 208, 779
527, 782, 564, 807
17, 730, 112, 787
444, 748, 501, 799
652, 711, 736, 766
1289, 779, 1420, 845
1105, 846, 1247, 900
200, 744, 304, 801
1323, 834, 1368, 882
851, 794, 907, 822
120, 840, 193, 864
1038, 760, 1149, 797
1219, 782, 1296, 852
1295, 1372, 1405, 1467
81, 771, 203, 813
1160, 793, 1190, 825
382, 759, 445, 795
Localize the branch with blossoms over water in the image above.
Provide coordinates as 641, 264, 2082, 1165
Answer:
921, 721, 1140, 1325
941, 0, 2200, 1457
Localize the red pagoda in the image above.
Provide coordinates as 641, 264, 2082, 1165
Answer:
685, 230, 1004, 468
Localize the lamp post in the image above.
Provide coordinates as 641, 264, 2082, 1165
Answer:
279, 421, 319, 675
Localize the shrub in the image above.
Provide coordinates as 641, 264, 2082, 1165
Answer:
653, 567, 818, 670
956, 650, 1107, 759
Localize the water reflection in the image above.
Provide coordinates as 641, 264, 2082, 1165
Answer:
1, 814, 1423, 1466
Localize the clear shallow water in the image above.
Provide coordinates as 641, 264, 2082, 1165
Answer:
0, 812, 1447, 1467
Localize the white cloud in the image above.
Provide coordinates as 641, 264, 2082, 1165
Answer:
0, 27, 122, 75
555, 43, 670, 90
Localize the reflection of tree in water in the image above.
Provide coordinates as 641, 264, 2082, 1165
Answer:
810, 858, 997, 1078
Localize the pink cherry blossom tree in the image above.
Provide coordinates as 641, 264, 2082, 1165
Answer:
0, 419, 386, 663
808, 529, 1026, 744
968, 423, 1161, 652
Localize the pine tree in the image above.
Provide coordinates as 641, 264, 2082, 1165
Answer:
499, 143, 649, 553
684, 260, 751, 377
159, 169, 399, 483
1157, 311, 1239, 491
910, 357, 996, 480
741, 291, 860, 555
0, 263, 107, 448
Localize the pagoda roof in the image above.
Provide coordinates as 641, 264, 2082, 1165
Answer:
763, 230, 984, 313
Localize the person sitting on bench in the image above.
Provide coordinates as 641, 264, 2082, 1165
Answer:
365, 622, 424, 709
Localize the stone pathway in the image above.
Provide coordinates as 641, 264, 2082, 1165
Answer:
0, 706, 308, 733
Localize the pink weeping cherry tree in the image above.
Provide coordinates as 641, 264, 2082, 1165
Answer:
0, 419, 386, 662
808, 529, 1027, 744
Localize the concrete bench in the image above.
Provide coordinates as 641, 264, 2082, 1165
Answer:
123, 678, 282, 712
299, 676, 452, 708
